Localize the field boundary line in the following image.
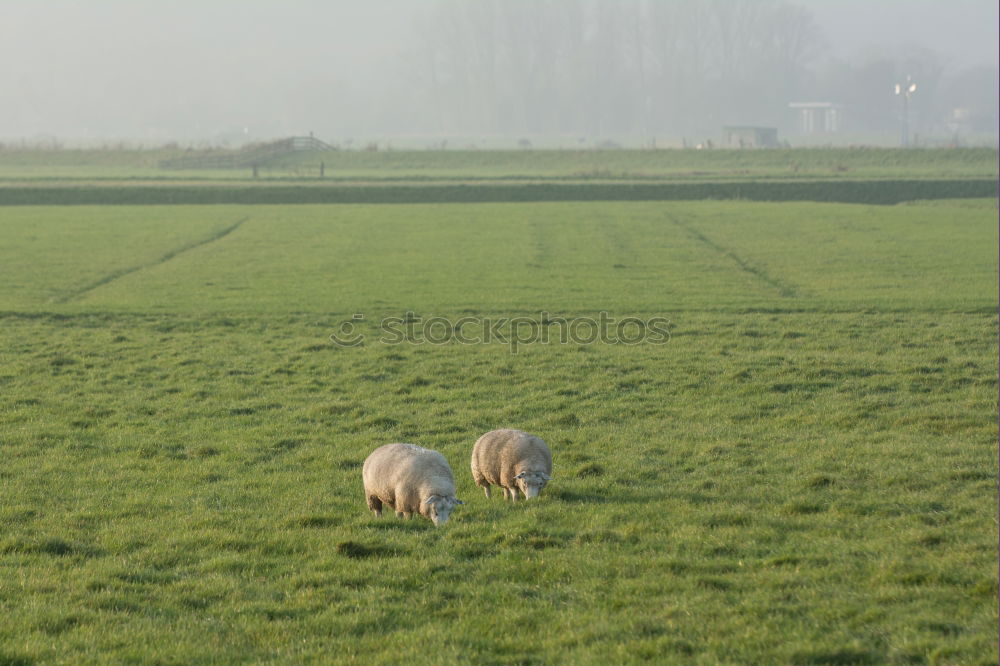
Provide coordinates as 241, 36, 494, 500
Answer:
0, 178, 996, 205
3, 305, 997, 322
53, 217, 249, 303
666, 213, 800, 298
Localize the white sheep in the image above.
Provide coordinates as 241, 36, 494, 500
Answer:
362, 443, 463, 526
471, 429, 552, 501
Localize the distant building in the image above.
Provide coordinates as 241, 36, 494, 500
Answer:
722, 126, 779, 148
947, 106, 997, 136
788, 102, 843, 134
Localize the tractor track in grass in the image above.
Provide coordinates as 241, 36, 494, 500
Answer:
54, 217, 248, 303
666, 212, 800, 299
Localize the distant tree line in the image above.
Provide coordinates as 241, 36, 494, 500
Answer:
401, 0, 995, 141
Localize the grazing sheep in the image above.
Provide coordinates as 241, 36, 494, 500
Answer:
362, 443, 463, 527
471, 429, 552, 501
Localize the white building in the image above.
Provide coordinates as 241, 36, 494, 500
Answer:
788, 102, 844, 134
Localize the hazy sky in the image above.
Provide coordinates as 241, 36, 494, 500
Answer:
0, 0, 419, 140
1, 1, 996, 142
791, 0, 998, 68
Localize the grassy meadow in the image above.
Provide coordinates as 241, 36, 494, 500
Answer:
0, 155, 997, 663
0, 146, 995, 182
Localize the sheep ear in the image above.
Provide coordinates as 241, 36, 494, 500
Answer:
453, 498, 464, 505
424, 495, 438, 505
514, 472, 526, 480
541, 473, 552, 481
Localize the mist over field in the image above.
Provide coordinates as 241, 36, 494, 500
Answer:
1, 0, 997, 145
0, 5, 997, 663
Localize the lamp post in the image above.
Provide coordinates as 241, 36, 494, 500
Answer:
894, 76, 917, 147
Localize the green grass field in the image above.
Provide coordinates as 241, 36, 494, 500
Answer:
0, 146, 995, 182
0, 169, 997, 662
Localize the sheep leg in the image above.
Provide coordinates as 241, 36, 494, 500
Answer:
368, 495, 383, 517
474, 474, 491, 498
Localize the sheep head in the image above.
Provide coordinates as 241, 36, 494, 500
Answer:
513, 471, 551, 499
424, 495, 463, 526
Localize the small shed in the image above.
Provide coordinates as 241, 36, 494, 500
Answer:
722, 126, 779, 148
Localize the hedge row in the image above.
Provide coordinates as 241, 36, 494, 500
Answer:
0, 179, 995, 206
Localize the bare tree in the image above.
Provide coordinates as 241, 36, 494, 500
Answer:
407, 0, 825, 139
